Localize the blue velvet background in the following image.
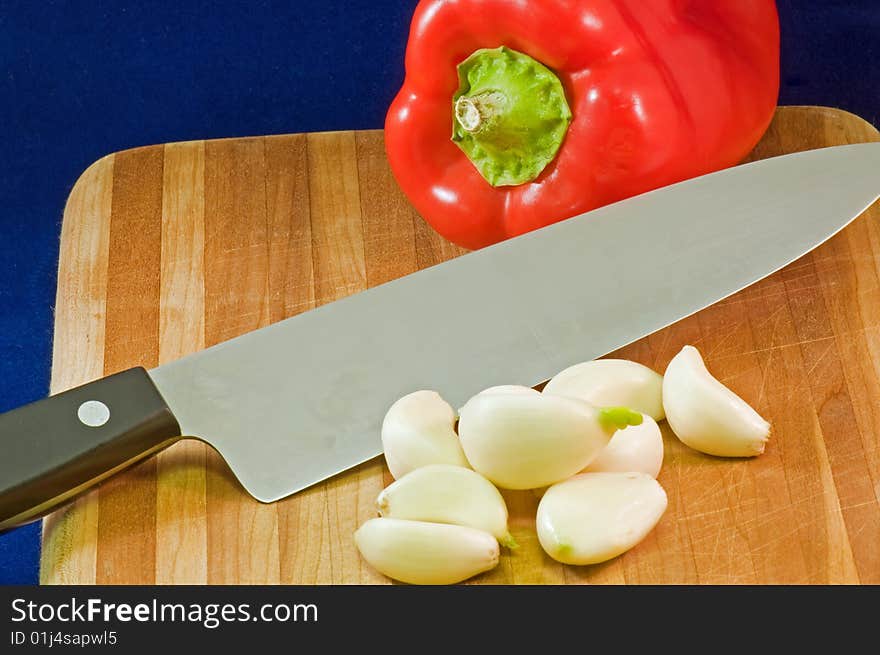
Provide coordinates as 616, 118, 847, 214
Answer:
1, 1, 878, 584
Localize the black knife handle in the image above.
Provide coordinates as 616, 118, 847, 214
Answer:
0, 367, 182, 532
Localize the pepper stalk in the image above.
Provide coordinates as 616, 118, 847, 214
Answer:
452, 46, 572, 187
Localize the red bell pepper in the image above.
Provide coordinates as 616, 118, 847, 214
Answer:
385, 0, 780, 250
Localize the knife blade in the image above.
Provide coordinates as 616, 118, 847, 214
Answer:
2, 143, 879, 531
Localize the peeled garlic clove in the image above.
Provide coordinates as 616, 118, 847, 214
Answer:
662, 345, 770, 457
381, 390, 470, 479
477, 385, 541, 396
537, 472, 668, 565
543, 359, 665, 421
584, 415, 664, 479
458, 385, 540, 413
457, 388, 641, 489
377, 464, 516, 547
354, 518, 499, 585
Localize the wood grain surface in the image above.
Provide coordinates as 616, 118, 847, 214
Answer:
41, 107, 880, 584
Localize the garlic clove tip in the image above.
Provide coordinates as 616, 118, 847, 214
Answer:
500, 533, 519, 550
597, 406, 643, 432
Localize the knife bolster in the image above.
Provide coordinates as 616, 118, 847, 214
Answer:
0, 367, 182, 532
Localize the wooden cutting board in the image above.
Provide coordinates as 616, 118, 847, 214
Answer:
40, 106, 880, 584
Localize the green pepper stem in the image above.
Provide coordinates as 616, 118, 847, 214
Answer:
454, 91, 506, 133
452, 46, 572, 187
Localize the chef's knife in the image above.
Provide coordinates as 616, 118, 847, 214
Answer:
2, 143, 879, 532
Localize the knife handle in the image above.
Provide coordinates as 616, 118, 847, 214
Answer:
0, 367, 182, 532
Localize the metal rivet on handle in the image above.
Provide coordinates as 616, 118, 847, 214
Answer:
77, 400, 110, 428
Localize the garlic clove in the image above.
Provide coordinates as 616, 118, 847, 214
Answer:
458, 385, 540, 413
584, 414, 664, 479
477, 385, 541, 396
537, 472, 668, 565
377, 464, 516, 547
662, 345, 770, 457
457, 387, 641, 490
354, 518, 499, 585
543, 359, 665, 421
381, 390, 470, 479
